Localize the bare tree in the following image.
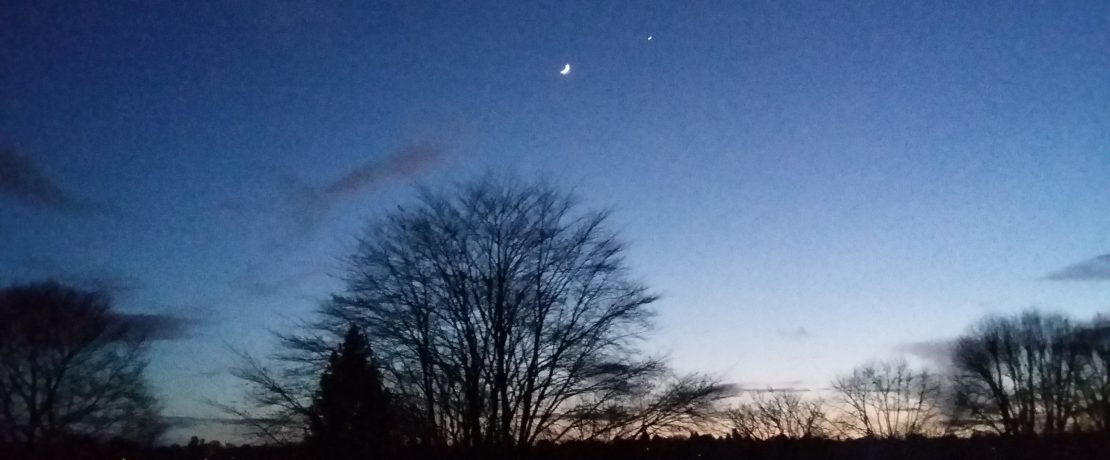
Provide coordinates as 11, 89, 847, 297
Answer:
617, 373, 733, 440
563, 371, 734, 441
949, 311, 1085, 435
214, 349, 319, 444
1070, 315, 1110, 433
213, 316, 345, 444
315, 176, 674, 447
0, 281, 163, 451
725, 390, 828, 440
831, 360, 944, 438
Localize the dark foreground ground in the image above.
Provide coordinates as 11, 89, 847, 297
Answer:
8, 434, 1110, 460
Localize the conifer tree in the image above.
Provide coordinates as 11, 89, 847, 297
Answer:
307, 325, 392, 458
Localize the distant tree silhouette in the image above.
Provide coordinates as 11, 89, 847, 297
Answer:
831, 360, 944, 438
81, 429, 1110, 460
564, 371, 734, 440
219, 347, 315, 443
1074, 315, 1110, 433
949, 311, 1085, 435
725, 390, 828, 440
0, 281, 163, 455
306, 325, 392, 458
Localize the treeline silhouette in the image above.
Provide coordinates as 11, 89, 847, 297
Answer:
2, 176, 1108, 459
18, 432, 1110, 460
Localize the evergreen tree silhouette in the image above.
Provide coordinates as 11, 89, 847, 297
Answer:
307, 325, 392, 458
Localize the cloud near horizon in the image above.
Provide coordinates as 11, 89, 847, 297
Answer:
1044, 254, 1110, 281
0, 146, 109, 215
736, 387, 812, 393
734, 380, 813, 393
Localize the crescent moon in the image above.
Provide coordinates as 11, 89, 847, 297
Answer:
560, 64, 571, 75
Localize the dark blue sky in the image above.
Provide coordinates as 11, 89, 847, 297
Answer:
2, 0, 1108, 440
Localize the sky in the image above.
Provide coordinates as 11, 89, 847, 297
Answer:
2, 0, 1109, 442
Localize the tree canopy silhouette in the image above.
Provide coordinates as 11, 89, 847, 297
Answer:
312, 176, 728, 447
831, 360, 944, 438
948, 310, 1110, 435
0, 281, 163, 455
227, 177, 731, 446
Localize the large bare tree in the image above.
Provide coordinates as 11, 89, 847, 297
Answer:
316, 177, 693, 447
226, 177, 731, 446
949, 311, 1085, 435
0, 281, 163, 451
831, 360, 944, 438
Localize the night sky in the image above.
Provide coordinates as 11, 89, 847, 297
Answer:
2, 0, 1108, 441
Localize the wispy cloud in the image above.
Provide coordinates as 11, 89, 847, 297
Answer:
778, 326, 811, 340
736, 387, 812, 393
216, 142, 449, 298
231, 265, 328, 299
6, 256, 140, 297
0, 145, 109, 215
282, 142, 445, 237
895, 339, 956, 368
734, 380, 812, 393
216, 142, 447, 246
163, 415, 246, 429
1044, 254, 1110, 281
112, 312, 201, 341
2, 258, 196, 340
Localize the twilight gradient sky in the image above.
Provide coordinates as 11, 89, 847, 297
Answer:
2, 0, 1109, 436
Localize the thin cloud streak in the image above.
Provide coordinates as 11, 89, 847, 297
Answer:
736, 387, 813, 393
275, 142, 447, 241
778, 326, 811, 340
221, 143, 446, 298
0, 146, 108, 215
163, 415, 246, 428
230, 265, 328, 299
113, 312, 201, 342
1044, 254, 1110, 281
5, 256, 141, 298
734, 380, 813, 393
322, 143, 443, 196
